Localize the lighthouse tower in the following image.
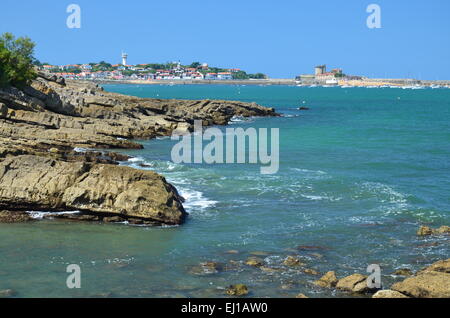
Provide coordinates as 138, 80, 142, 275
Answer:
121, 52, 128, 66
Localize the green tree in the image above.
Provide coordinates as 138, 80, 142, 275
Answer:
248, 73, 266, 79
0, 32, 37, 87
232, 70, 249, 80
189, 62, 201, 69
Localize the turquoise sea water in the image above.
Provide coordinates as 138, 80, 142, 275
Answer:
1, 85, 449, 297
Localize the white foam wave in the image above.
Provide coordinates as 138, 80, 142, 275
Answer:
178, 187, 217, 212
127, 156, 144, 163
125, 157, 216, 216
291, 168, 327, 175
300, 194, 342, 202
229, 116, 254, 124
26, 210, 81, 219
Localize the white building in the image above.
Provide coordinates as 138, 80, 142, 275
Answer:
121, 52, 128, 66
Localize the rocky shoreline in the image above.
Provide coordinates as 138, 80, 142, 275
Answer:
0, 72, 278, 225
183, 234, 450, 298
0, 73, 448, 298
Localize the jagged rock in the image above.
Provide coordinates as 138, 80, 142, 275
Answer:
419, 259, 450, 274
389, 259, 450, 298
314, 271, 338, 288
434, 226, 450, 234
295, 293, 309, 298
283, 255, 305, 267
226, 284, 249, 296
372, 290, 409, 298
393, 268, 413, 276
417, 226, 433, 236
0, 75, 278, 226
391, 271, 450, 298
0, 155, 186, 225
417, 225, 450, 236
0, 103, 7, 118
245, 257, 265, 267
336, 274, 368, 293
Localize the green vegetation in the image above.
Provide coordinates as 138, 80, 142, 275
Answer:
0, 32, 37, 88
40, 56, 268, 80
248, 73, 266, 79
232, 71, 267, 80
189, 62, 201, 68
232, 70, 248, 80
91, 61, 113, 72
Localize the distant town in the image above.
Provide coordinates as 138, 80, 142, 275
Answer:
37, 52, 267, 81
36, 53, 450, 88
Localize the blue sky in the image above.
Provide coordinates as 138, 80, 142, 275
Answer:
1, 0, 449, 79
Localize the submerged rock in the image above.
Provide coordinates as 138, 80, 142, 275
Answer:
434, 226, 450, 234
245, 257, 265, 267
189, 262, 222, 276
280, 283, 296, 290
0, 210, 33, 223
417, 225, 450, 236
302, 268, 320, 276
282, 256, 305, 267
393, 268, 413, 276
226, 284, 249, 296
260, 266, 281, 273
417, 226, 434, 236
249, 251, 270, 256
224, 250, 240, 255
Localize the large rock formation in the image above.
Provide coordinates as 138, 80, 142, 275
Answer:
0, 73, 278, 224
0, 155, 186, 225
391, 259, 450, 298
